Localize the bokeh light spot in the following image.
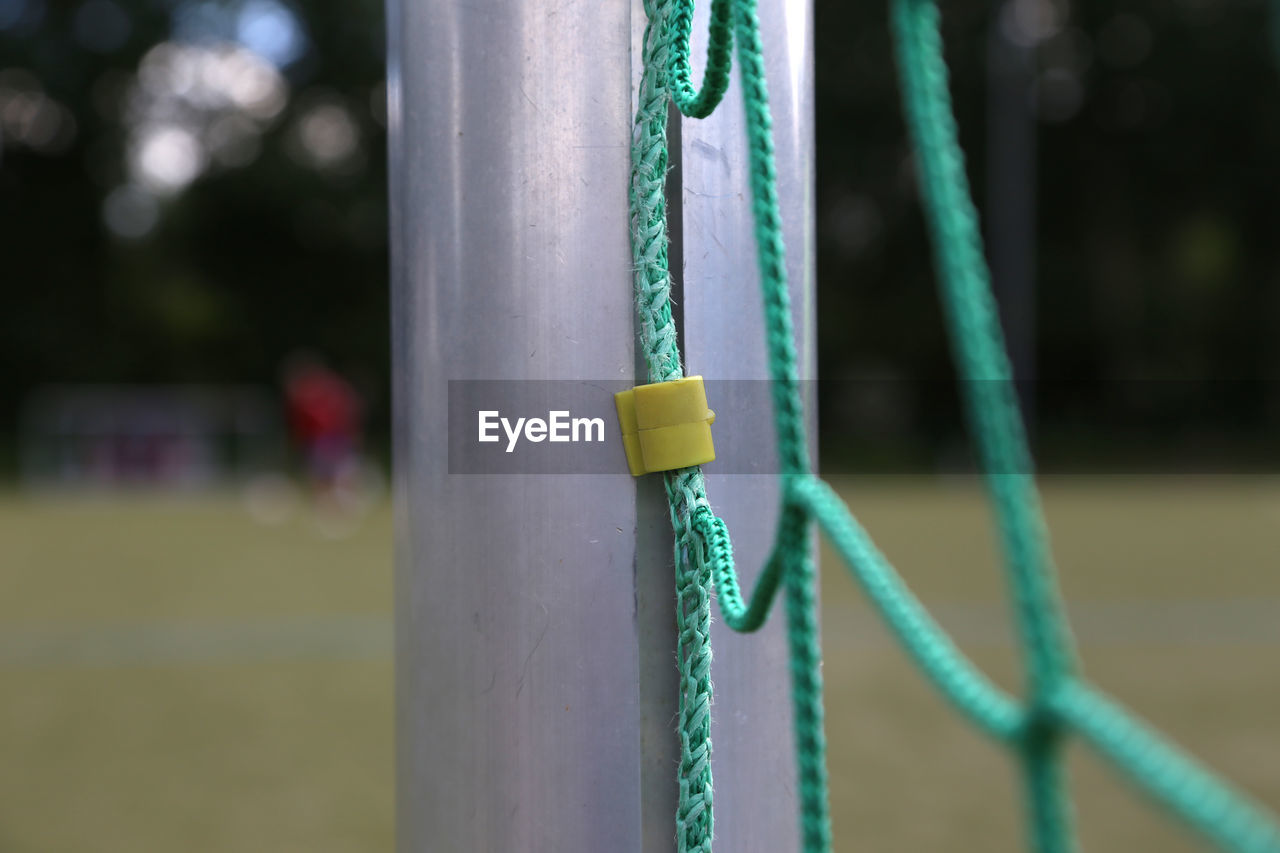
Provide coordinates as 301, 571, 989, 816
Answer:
236, 0, 306, 68
0, 0, 27, 29
72, 0, 131, 54
0, 69, 77, 154
102, 184, 160, 239
0, 0, 42, 34
289, 96, 363, 174
123, 42, 288, 194
132, 124, 205, 192
999, 0, 1068, 48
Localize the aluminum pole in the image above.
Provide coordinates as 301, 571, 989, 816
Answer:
390, 1, 813, 849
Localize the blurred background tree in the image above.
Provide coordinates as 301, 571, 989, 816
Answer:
1, 0, 1278, 475
815, 0, 1280, 471
0, 0, 389, 471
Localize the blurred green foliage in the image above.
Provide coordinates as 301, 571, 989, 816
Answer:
0, 0, 389, 458
2, 0, 1279, 471
815, 0, 1280, 468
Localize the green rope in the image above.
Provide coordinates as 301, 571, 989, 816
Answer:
628, 0, 1280, 851
891, 2, 1076, 847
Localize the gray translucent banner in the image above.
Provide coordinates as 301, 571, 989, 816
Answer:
448, 379, 1280, 475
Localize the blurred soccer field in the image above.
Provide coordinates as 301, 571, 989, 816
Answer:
1, 479, 1278, 851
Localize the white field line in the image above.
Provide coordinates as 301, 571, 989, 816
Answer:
1, 599, 1277, 669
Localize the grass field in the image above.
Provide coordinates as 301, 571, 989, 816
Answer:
2, 478, 1278, 851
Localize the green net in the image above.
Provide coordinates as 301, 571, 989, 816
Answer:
628, 0, 1280, 851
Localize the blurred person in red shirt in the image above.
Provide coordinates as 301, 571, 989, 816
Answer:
283, 353, 364, 497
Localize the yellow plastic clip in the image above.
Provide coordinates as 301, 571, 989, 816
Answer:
614, 376, 716, 476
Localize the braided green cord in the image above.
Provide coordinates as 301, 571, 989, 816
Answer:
667, 0, 733, 118
630, 0, 1280, 851
633, 1, 829, 850
631, 7, 715, 849
890, 1, 1075, 848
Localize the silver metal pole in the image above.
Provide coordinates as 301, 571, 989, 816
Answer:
389, 0, 813, 849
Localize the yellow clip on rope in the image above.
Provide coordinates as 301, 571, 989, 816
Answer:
615, 376, 716, 476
